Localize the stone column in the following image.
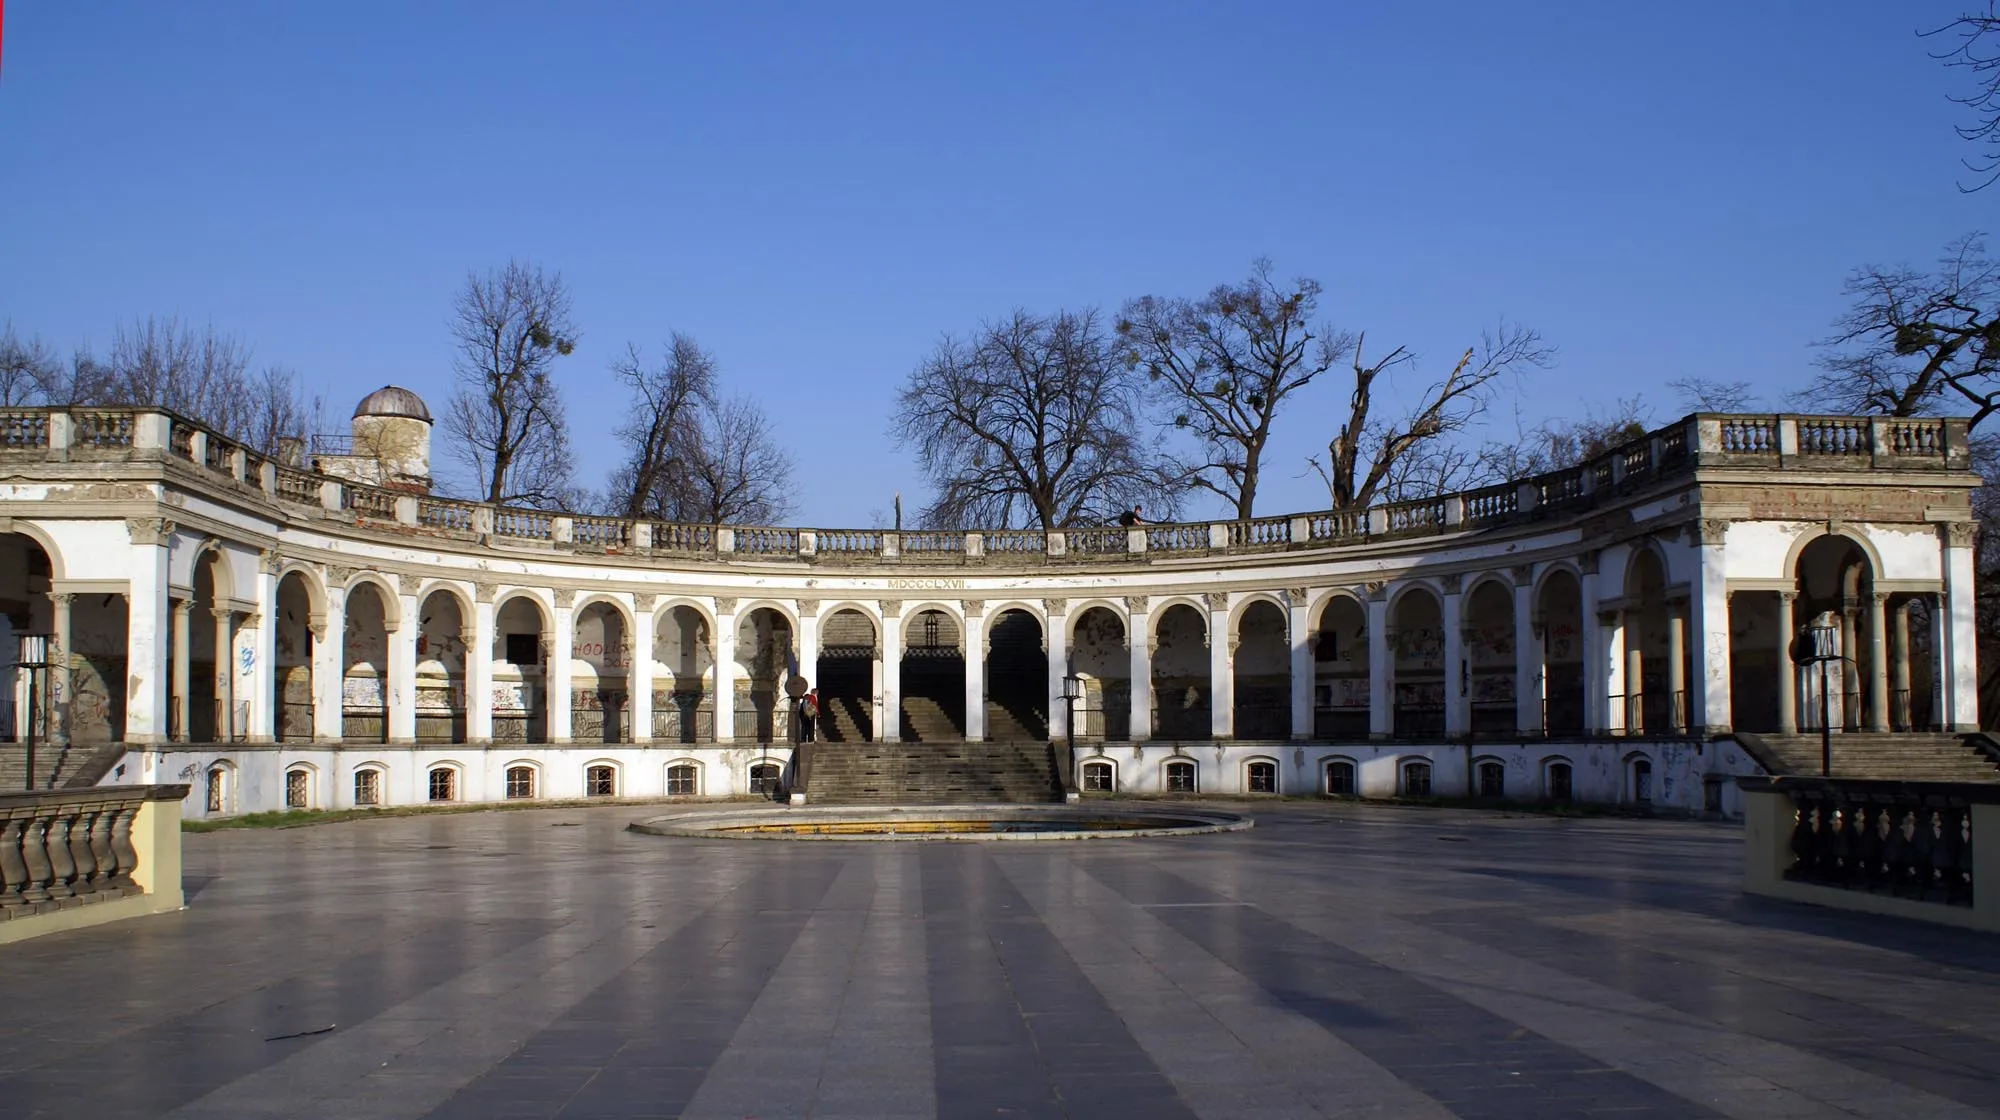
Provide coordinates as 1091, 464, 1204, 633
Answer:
794, 600, 819, 692
1127, 598, 1152, 741
1208, 594, 1233, 740
48, 593, 72, 747
1045, 599, 1071, 744
123, 520, 173, 745
1867, 592, 1890, 732
713, 599, 737, 743
1601, 610, 1626, 734
1578, 557, 1602, 731
1666, 600, 1687, 734
878, 602, 901, 742
171, 599, 193, 742
1368, 593, 1391, 739
549, 594, 574, 743
465, 596, 494, 743
247, 561, 276, 742
1839, 606, 1860, 731
1690, 519, 1733, 733
211, 607, 236, 742
1288, 590, 1314, 741
962, 600, 987, 742
1890, 598, 1912, 730
630, 601, 654, 744
1623, 610, 1644, 734
388, 589, 418, 744
1441, 581, 1467, 737
311, 599, 343, 742
1775, 591, 1797, 734
1513, 575, 1542, 734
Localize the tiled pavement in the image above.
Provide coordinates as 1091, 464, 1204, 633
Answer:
0, 801, 1997, 1119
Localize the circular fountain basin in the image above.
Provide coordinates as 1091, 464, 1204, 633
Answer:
628, 804, 1252, 841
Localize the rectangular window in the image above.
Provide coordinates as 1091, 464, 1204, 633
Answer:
1548, 764, 1572, 801
428, 768, 456, 802
354, 769, 380, 806
1327, 762, 1356, 796
667, 765, 697, 796
1166, 762, 1196, 793
1478, 763, 1504, 798
1248, 763, 1277, 794
1082, 763, 1114, 792
285, 770, 309, 809
586, 765, 616, 797
1402, 762, 1432, 798
506, 767, 535, 799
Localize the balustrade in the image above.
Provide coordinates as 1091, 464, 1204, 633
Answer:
0, 787, 181, 916
570, 516, 629, 550
652, 523, 714, 553
984, 530, 1046, 554
1460, 484, 1518, 525
1782, 783, 1974, 905
1307, 510, 1368, 541
1797, 416, 1870, 456
0, 411, 49, 450
345, 486, 397, 521
1883, 418, 1947, 458
1717, 416, 1777, 454
418, 498, 476, 534
900, 530, 964, 555
1225, 517, 1290, 548
275, 466, 320, 505
815, 529, 881, 554
1148, 524, 1210, 551
1658, 423, 1689, 467
203, 435, 233, 474
1536, 468, 1586, 509
1066, 526, 1127, 555
169, 421, 195, 460
735, 526, 799, 554
70, 411, 135, 449
492, 509, 553, 540
1381, 499, 1446, 535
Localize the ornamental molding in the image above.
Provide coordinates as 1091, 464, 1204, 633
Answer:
1043, 597, 1067, 614
326, 564, 357, 588
1510, 565, 1534, 585
125, 517, 174, 545
796, 598, 819, 617
961, 598, 985, 614
878, 599, 901, 618
634, 593, 657, 615
1579, 550, 1599, 576
1947, 521, 1978, 547
1203, 592, 1227, 611
1441, 574, 1462, 594
397, 573, 422, 595
553, 588, 576, 608
1285, 586, 1307, 603
1124, 595, 1149, 612
259, 548, 282, 574
1363, 581, 1388, 601
1698, 519, 1730, 546
713, 596, 738, 614
471, 577, 499, 603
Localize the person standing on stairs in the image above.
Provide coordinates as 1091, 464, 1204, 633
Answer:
799, 686, 818, 743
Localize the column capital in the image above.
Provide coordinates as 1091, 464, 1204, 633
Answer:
210, 607, 235, 623
1945, 520, 1977, 547
1042, 597, 1067, 615
172, 598, 194, 618
125, 516, 175, 546
1778, 590, 1798, 603
46, 592, 74, 607
310, 614, 329, 641
1123, 595, 1148, 613
796, 598, 819, 618
1697, 518, 1731, 546
961, 598, 985, 615
1203, 591, 1227, 611
714, 596, 738, 614
877, 598, 900, 618
396, 572, 421, 596
552, 588, 575, 609
1440, 573, 1462, 595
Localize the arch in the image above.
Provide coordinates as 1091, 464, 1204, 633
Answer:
665, 758, 703, 796
1536, 567, 1586, 735
732, 598, 799, 632
282, 760, 318, 810
1622, 751, 1655, 803
977, 600, 1046, 645
187, 537, 236, 603
1145, 596, 1209, 642
415, 587, 470, 744
748, 758, 784, 799
1530, 560, 1584, 604
571, 591, 634, 624
414, 579, 471, 618
1242, 755, 1280, 795
1780, 526, 1887, 586
1389, 584, 1445, 739
5, 520, 66, 582
1539, 755, 1575, 801
1396, 755, 1434, 797
1068, 605, 1130, 742
1079, 756, 1117, 792
1384, 579, 1444, 619
1471, 754, 1508, 798
272, 569, 319, 743
341, 580, 393, 744
342, 573, 403, 627
1461, 569, 1515, 604
1621, 540, 1671, 601
202, 758, 237, 815
1323, 756, 1358, 796
274, 562, 329, 617
490, 587, 551, 623
1312, 593, 1369, 740
582, 758, 621, 797
493, 594, 550, 743
653, 604, 715, 744
1226, 591, 1289, 637
1062, 598, 1128, 644
350, 761, 387, 806
734, 606, 796, 743
1462, 577, 1517, 736
573, 599, 634, 743
814, 600, 882, 629
649, 596, 717, 635
985, 608, 1048, 740
1150, 603, 1212, 739
1233, 599, 1290, 738
816, 607, 878, 742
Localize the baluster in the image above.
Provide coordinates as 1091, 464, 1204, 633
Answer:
1786, 798, 1815, 879
43, 810, 77, 899
1909, 807, 1939, 900
68, 807, 102, 895
1855, 802, 1885, 889
1881, 804, 1912, 893
18, 818, 53, 904
107, 805, 138, 894
0, 817, 28, 910
1939, 806, 1973, 907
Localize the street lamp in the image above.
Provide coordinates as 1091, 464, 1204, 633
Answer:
15, 634, 52, 791
1058, 673, 1083, 755
1803, 622, 1840, 777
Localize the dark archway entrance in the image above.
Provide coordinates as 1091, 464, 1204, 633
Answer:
900, 609, 964, 741
816, 609, 876, 741
985, 609, 1047, 741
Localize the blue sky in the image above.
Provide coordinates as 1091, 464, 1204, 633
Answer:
2, 2, 1994, 526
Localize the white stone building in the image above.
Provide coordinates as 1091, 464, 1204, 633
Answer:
0, 398, 1985, 820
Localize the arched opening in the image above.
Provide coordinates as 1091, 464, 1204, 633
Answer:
734, 608, 793, 743
1164, 758, 1197, 792
1464, 580, 1515, 736
505, 763, 537, 799
1793, 535, 1884, 733
900, 609, 964, 741
652, 605, 713, 743
1245, 758, 1279, 794
572, 601, 630, 743
666, 760, 701, 796
415, 589, 467, 744
1233, 601, 1289, 739
1537, 572, 1585, 735
1902, 595, 1941, 730
1627, 756, 1654, 804
204, 761, 235, 815
427, 764, 458, 802
0, 532, 56, 746
816, 609, 876, 741
1474, 757, 1506, 799
1391, 588, 1444, 738
1621, 548, 1677, 734
492, 596, 548, 742
341, 582, 390, 743
1544, 758, 1573, 801
284, 764, 315, 809
749, 760, 783, 799
1312, 597, 1368, 740
1069, 607, 1129, 742
985, 609, 1047, 741
190, 550, 235, 742
1324, 758, 1357, 796
272, 572, 316, 742
1080, 758, 1115, 792
584, 761, 619, 797
1151, 604, 1210, 739
352, 765, 384, 806
1399, 757, 1433, 797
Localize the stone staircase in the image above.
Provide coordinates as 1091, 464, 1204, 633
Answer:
0, 742, 126, 790
804, 741, 1064, 805
819, 695, 872, 743
1732, 732, 2000, 783
899, 696, 965, 743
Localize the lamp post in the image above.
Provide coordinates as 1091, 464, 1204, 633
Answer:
1058, 673, 1082, 756
15, 634, 51, 791
1804, 622, 1840, 777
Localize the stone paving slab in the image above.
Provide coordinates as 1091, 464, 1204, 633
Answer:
0, 799, 1995, 1119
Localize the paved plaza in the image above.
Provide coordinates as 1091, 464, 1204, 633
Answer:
0, 801, 1998, 1119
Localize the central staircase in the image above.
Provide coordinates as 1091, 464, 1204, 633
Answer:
1731, 732, 2000, 782
803, 741, 1065, 805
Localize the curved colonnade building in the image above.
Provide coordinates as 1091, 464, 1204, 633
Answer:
0, 392, 1984, 820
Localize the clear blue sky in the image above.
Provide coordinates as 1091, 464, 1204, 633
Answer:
2, 1, 1994, 526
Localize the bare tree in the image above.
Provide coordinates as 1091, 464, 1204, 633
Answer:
0, 324, 57, 406
243, 366, 323, 462
1802, 234, 2000, 429
1477, 397, 1652, 483
1926, 3, 2000, 191
1310, 323, 1554, 510
443, 261, 579, 507
664, 394, 794, 526
1667, 376, 1759, 412
607, 335, 716, 520
1117, 261, 1347, 520
894, 309, 1176, 530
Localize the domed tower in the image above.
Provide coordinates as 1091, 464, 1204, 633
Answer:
319, 386, 434, 492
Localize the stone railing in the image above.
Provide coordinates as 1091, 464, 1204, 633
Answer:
0, 407, 1976, 567
0, 784, 188, 944
1739, 776, 2000, 933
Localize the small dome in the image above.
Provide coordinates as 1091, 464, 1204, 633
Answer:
352, 385, 433, 423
